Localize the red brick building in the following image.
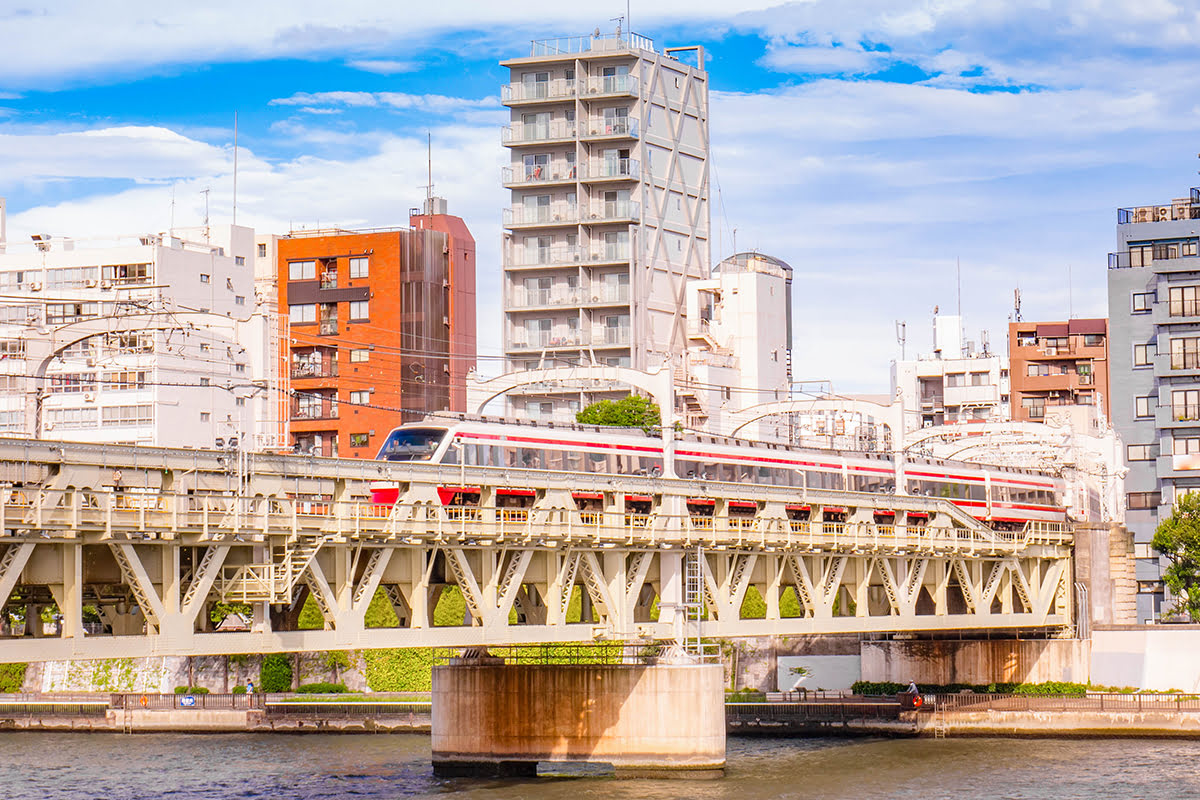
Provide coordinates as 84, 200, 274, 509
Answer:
1008, 318, 1109, 423
278, 202, 475, 458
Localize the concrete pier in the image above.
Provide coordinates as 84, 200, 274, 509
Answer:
431, 661, 725, 777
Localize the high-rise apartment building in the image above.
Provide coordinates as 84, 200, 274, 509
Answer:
1008, 319, 1109, 423
277, 208, 475, 458
1107, 185, 1200, 621
499, 28, 710, 419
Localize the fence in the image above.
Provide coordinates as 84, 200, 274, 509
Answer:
924, 692, 1200, 713
110, 692, 259, 710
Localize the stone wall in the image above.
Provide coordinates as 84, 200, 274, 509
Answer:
1075, 523, 1137, 627
861, 639, 1090, 685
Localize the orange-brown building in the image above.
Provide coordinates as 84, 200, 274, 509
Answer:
1008, 319, 1109, 423
278, 200, 475, 458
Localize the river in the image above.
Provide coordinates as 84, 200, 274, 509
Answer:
1, 733, 1199, 799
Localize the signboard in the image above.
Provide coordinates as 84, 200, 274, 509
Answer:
180, 695, 196, 707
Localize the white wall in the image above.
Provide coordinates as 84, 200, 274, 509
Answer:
1091, 627, 1200, 692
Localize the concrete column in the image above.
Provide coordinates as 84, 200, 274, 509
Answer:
432, 660, 725, 778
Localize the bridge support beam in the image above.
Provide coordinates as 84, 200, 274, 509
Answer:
431, 659, 725, 778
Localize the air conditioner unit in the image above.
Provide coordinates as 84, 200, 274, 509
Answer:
83, 392, 96, 402
29, 282, 42, 292
100, 281, 112, 290
85, 279, 98, 288
1159, 206, 1171, 221
86, 357, 97, 367
1045, 346, 1058, 356
43, 422, 53, 431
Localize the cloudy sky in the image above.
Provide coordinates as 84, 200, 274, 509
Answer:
2, 0, 1199, 392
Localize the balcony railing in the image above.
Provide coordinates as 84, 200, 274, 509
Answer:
508, 288, 581, 308
1171, 351, 1200, 370
582, 158, 639, 180
528, 32, 654, 57
319, 318, 338, 335
1109, 247, 1199, 270
510, 332, 584, 349
319, 273, 337, 289
583, 116, 639, 138
1117, 197, 1200, 224
502, 120, 577, 145
599, 326, 631, 345
291, 361, 338, 379
1170, 300, 1200, 317
1173, 404, 1200, 422
501, 163, 578, 185
503, 204, 579, 227
583, 75, 640, 96
504, 245, 582, 267
501, 78, 577, 104
588, 286, 630, 304
585, 200, 639, 222
292, 402, 338, 420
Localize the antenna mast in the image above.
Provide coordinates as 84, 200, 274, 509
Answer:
895, 320, 907, 361
427, 131, 433, 206
200, 187, 211, 242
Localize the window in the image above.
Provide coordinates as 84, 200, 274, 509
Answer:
1083, 333, 1105, 347
1174, 437, 1200, 455
1133, 343, 1154, 367
236, 397, 246, 407
235, 363, 245, 373
1016, 331, 1037, 346
1173, 389, 1200, 421
235, 296, 245, 306
101, 263, 151, 284
350, 349, 369, 363
45, 407, 98, 430
970, 372, 990, 386
289, 304, 316, 324
945, 373, 966, 387
1022, 396, 1046, 419
234, 256, 245, 266
1132, 292, 1154, 313
1170, 286, 1200, 317
1172, 337, 1200, 370
102, 371, 146, 390
1135, 396, 1155, 418
200, 273, 210, 284
289, 261, 317, 281
349, 257, 368, 278
46, 267, 98, 289
1128, 444, 1158, 461
46, 303, 99, 325
350, 433, 369, 448
200, 412, 210, 422
1027, 364, 1049, 377
200, 377, 210, 387
349, 390, 370, 405
349, 300, 369, 320
1126, 491, 1161, 510
200, 343, 211, 353
102, 404, 153, 427
49, 372, 97, 393
257, 243, 267, 258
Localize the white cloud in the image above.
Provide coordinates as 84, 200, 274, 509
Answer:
759, 44, 886, 74
346, 59, 419, 75
270, 91, 500, 113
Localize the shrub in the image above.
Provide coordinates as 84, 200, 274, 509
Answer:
260, 654, 293, 693
297, 682, 349, 694
174, 686, 210, 694
173, 686, 188, 694
0, 663, 27, 693
725, 688, 767, 703
232, 685, 247, 694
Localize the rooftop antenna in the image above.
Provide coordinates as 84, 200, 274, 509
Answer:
232, 111, 238, 227
895, 320, 907, 361
1013, 287, 1022, 322
200, 187, 211, 242
611, 15, 624, 37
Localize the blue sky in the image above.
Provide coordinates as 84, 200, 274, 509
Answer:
3, 1, 1200, 392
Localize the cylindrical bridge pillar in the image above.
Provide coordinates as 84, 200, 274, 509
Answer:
432, 659, 725, 778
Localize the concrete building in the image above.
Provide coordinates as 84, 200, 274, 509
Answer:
499, 26, 710, 420
1008, 319, 1110, 423
683, 252, 792, 438
891, 314, 1010, 436
0, 212, 264, 448
277, 209, 475, 458
1106, 184, 1200, 621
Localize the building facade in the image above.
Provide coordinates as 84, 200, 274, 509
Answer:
1008, 319, 1109, 423
1106, 185, 1200, 621
499, 27, 710, 420
277, 215, 474, 458
0, 215, 261, 448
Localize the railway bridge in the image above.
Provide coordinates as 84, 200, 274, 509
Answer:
0, 436, 1075, 775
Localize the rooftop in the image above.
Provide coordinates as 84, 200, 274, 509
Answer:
1117, 188, 1200, 224
517, 31, 655, 59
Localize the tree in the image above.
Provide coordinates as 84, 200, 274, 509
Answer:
1152, 491, 1200, 620
576, 394, 661, 431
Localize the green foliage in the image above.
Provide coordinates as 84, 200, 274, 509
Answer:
365, 587, 399, 628
1153, 491, 1200, 620
174, 685, 188, 694
0, 663, 27, 693
298, 595, 325, 629
850, 680, 1090, 696
174, 686, 210, 694
739, 586, 767, 619
321, 651, 352, 671
209, 602, 252, 625
434, 586, 467, 626
780, 586, 802, 618
362, 648, 434, 692
576, 394, 661, 432
231, 685, 247, 695
260, 653, 293, 693
82, 605, 101, 623
296, 682, 350, 694
725, 688, 767, 703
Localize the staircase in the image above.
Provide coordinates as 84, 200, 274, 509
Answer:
216, 532, 324, 604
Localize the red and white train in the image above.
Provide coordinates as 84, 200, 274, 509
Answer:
373, 416, 1068, 528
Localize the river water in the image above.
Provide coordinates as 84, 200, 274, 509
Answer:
2, 733, 1199, 799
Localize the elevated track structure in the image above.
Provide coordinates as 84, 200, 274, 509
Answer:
0, 437, 1073, 663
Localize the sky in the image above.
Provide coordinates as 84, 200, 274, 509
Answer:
2, 0, 1200, 393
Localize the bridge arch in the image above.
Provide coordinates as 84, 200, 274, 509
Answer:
728, 397, 900, 442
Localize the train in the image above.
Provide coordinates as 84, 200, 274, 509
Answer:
371, 415, 1070, 528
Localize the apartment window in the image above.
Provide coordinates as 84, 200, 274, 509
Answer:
349, 300, 369, 320
235, 296, 246, 306
1172, 337, 1200, 370
101, 263, 151, 284
1083, 333, 1105, 347
200, 274, 210, 284
289, 261, 317, 281
45, 407, 98, 430
257, 243, 267, 258
234, 256, 246, 266
350, 433, 369, 448
1169, 286, 1200, 317
1135, 396, 1155, 418
1174, 437, 1200, 455
1173, 389, 1200, 421
235, 363, 245, 373
970, 372, 990, 386
1016, 331, 1037, 346
1128, 444, 1158, 461
289, 303, 316, 324
349, 349, 369, 363
349, 257, 369, 279
1027, 364, 1049, 377
102, 405, 154, 427
200, 343, 211, 353
49, 372, 97, 393
1133, 343, 1154, 367
102, 371, 147, 391
349, 390, 370, 405
1132, 292, 1154, 313
1022, 396, 1046, 419
200, 377, 210, 387
236, 397, 246, 407
46, 303, 100, 325
945, 373, 966, 388
1126, 491, 1162, 510
200, 412, 210, 422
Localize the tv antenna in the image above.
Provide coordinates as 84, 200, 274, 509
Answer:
200, 187, 211, 242
895, 320, 907, 361
1013, 287, 1022, 322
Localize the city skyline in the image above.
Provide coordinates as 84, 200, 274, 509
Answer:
2, 2, 1200, 392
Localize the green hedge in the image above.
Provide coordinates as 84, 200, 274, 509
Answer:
851, 680, 1090, 696
297, 682, 349, 694
726, 688, 767, 703
0, 663, 27, 693
232, 685, 247, 694
173, 686, 210, 694
260, 654, 293, 693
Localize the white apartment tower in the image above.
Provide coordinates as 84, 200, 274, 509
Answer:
500, 28, 711, 418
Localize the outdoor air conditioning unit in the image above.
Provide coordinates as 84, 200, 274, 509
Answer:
1159, 206, 1171, 221
43, 422, 53, 431
1045, 346, 1058, 356
85, 279, 98, 288
86, 357, 97, 367
100, 281, 112, 290
83, 392, 96, 402
29, 282, 42, 292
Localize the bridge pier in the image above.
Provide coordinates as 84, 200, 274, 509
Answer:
431, 656, 725, 778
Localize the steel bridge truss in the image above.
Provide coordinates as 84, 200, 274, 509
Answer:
0, 438, 1073, 661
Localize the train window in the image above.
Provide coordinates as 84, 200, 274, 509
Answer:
377, 427, 446, 461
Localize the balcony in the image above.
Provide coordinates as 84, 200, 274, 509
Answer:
501, 163, 577, 188
502, 120, 577, 145
526, 32, 654, 57
319, 318, 338, 335
1109, 249, 1200, 271
584, 200, 639, 223
291, 357, 338, 380
319, 272, 337, 290
504, 245, 582, 268
581, 158, 640, 181
583, 75, 640, 97
509, 332, 585, 351
292, 400, 338, 420
597, 325, 631, 346
582, 116, 639, 139
586, 286, 630, 305
501, 78, 577, 105
507, 288, 581, 309
503, 203, 579, 228
1170, 351, 1200, 371
1117, 192, 1200, 224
